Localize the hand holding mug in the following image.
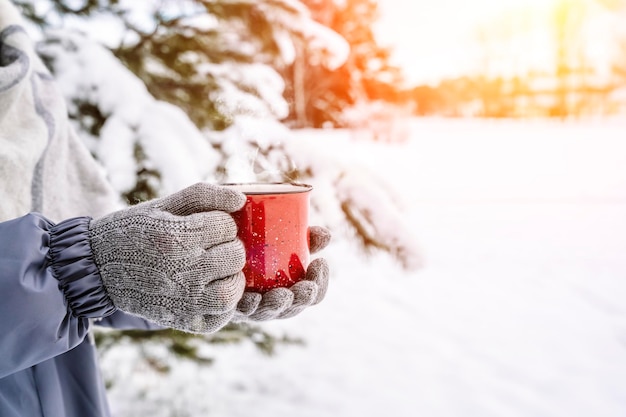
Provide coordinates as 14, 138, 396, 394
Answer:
222, 183, 331, 322
234, 225, 330, 321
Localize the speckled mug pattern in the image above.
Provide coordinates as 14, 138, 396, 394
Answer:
227, 183, 312, 293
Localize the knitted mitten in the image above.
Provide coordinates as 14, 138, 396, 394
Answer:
234, 226, 331, 322
89, 183, 246, 333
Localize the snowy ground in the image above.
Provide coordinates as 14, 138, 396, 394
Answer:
109, 117, 626, 417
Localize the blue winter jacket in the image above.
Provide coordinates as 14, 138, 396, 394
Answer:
0, 213, 160, 417
0, 3, 165, 415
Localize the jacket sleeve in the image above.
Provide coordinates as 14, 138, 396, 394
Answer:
96, 310, 164, 331
0, 213, 116, 378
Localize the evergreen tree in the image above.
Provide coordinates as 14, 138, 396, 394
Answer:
15, 0, 344, 130
15, 2, 421, 413
284, 0, 405, 127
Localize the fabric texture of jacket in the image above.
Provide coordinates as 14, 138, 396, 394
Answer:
0, 1, 160, 415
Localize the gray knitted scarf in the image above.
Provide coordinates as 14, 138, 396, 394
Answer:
0, 0, 120, 223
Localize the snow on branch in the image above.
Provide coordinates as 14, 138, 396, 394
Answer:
36, 30, 221, 200
299, 20, 350, 70
285, 141, 423, 270
252, 0, 350, 69
334, 170, 422, 270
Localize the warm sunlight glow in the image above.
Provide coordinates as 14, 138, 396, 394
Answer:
375, 0, 622, 86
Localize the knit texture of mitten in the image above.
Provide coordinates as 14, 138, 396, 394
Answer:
234, 226, 331, 322
89, 183, 247, 333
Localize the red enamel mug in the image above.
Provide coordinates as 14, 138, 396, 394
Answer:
222, 183, 312, 293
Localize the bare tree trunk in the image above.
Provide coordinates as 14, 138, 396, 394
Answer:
293, 42, 307, 128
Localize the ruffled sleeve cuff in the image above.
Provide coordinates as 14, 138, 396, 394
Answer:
48, 217, 117, 318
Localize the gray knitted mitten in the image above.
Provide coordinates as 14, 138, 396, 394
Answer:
234, 226, 331, 322
89, 183, 247, 334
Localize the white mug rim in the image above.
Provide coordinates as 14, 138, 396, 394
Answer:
220, 182, 312, 195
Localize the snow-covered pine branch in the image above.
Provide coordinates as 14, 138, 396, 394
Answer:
37, 31, 222, 201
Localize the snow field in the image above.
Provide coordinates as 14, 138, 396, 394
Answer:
111, 118, 626, 417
